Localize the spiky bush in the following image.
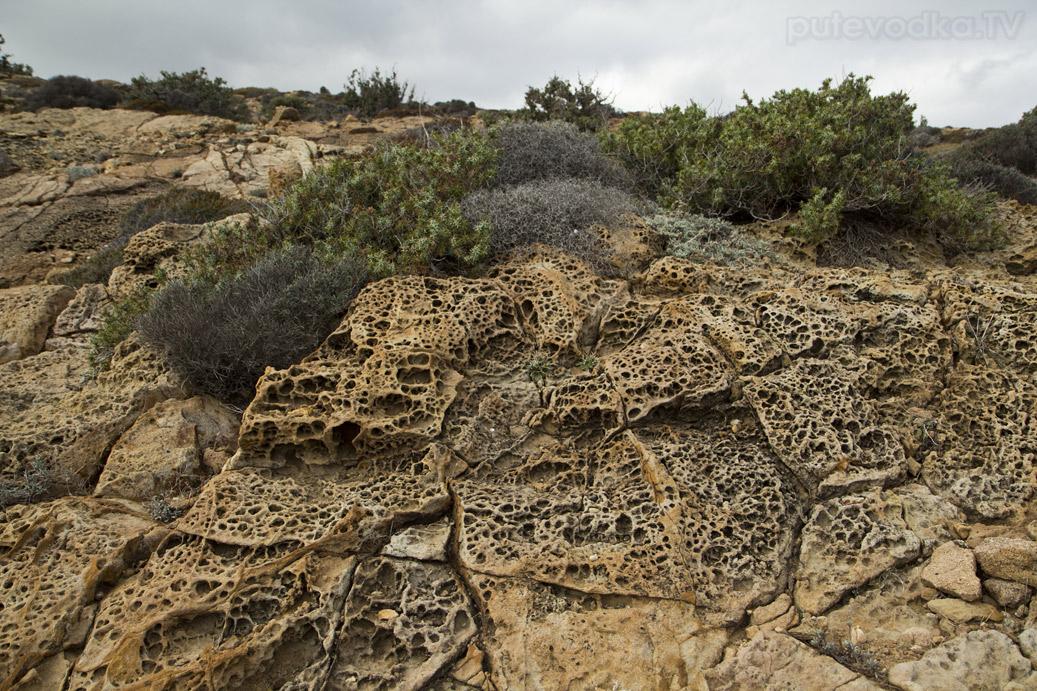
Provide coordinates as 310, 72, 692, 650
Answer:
522, 75, 615, 131
603, 74, 999, 249
22, 76, 120, 111
341, 67, 415, 118
491, 120, 629, 189
258, 128, 498, 276
138, 245, 368, 402
461, 178, 638, 273
127, 68, 249, 122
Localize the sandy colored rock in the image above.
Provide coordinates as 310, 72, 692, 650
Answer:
812, 564, 944, 669
888, 629, 1035, 690
974, 537, 1037, 587
795, 488, 923, 615
0, 335, 181, 488
0, 284, 75, 362
927, 597, 1003, 624
706, 630, 881, 690
70, 537, 358, 690
751, 593, 794, 626
381, 519, 452, 561
268, 105, 300, 125
51, 282, 108, 337
1022, 629, 1037, 667
0, 497, 163, 687
921, 541, 982, 601
470, 573, 728, 691
986, 578, 1033, 609
93, 396, 239, 502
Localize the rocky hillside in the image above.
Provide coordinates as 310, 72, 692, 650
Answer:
2, 97, 1037, 691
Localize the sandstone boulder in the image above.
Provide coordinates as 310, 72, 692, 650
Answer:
921, 541, 982, 601
974, 537, 1037, 587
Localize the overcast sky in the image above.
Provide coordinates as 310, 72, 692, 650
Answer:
2, 1, 1034, 127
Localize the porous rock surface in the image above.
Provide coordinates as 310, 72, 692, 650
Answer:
2, 107, 1037, 688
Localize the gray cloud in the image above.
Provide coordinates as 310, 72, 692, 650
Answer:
2, 0, 1033, 126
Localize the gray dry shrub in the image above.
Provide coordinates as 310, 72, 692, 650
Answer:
138, 245, 368, 403
647, 212, 772, 265
462, 178, 638, 274
492, 121, 630, 189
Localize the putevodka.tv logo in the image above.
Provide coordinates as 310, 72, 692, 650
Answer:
787, 11, 1025, 45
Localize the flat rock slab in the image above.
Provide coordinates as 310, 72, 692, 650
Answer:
888, 630, 1036, 691
706, 630, 881, 690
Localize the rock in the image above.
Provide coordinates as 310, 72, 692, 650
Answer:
795, 489, 923, 615
810, 564, 943, 669
888, 630, 1035, 690
927, 598, 1004, 624
0, 334, 181, 487
744, 357, 906, 497
706, 630, 881, 690
107, 221, 207, 297
921, 541, 982, 601
986, 578, 1033, 609
268, 105, 300, 126
0, 497, 165, 685
751, 593, 793, 626
267, 159, 303, 197
974, 537, 1037, 587
51, 282, 107, 337
470, 573, 728, 691
0, 149, 20, 178
1022, 629, 1037, 667
93, 396, 239, 502
0, 284, 75, 362
381, 519, 452, 561
1005, 243, 1037, 276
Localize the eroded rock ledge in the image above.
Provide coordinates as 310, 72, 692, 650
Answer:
2, 239, 1037, 689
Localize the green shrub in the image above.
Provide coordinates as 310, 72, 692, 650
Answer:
53, 243, 125, 289
491, 120, 630, 189
963, 107, 1037, 175
0, 34, 33, 76
122, 97, 189, 116
461, 178, 638, 274
434, 99, 477, 116
137, 245, 368, 402
127, 68, 249, 122
521, 75, 615, 131
342, 67, 415, 118
119, 188, 249, 237
603, 74, 999, 249
258, 128, 498, 276
947, 155, 1037, 206
909, 117, 942, 149
89, 286, 155, 370
259, 93, 309, 121
646, 212, 772, 265
22, 76, 120, 111
601, 103, 718, 196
